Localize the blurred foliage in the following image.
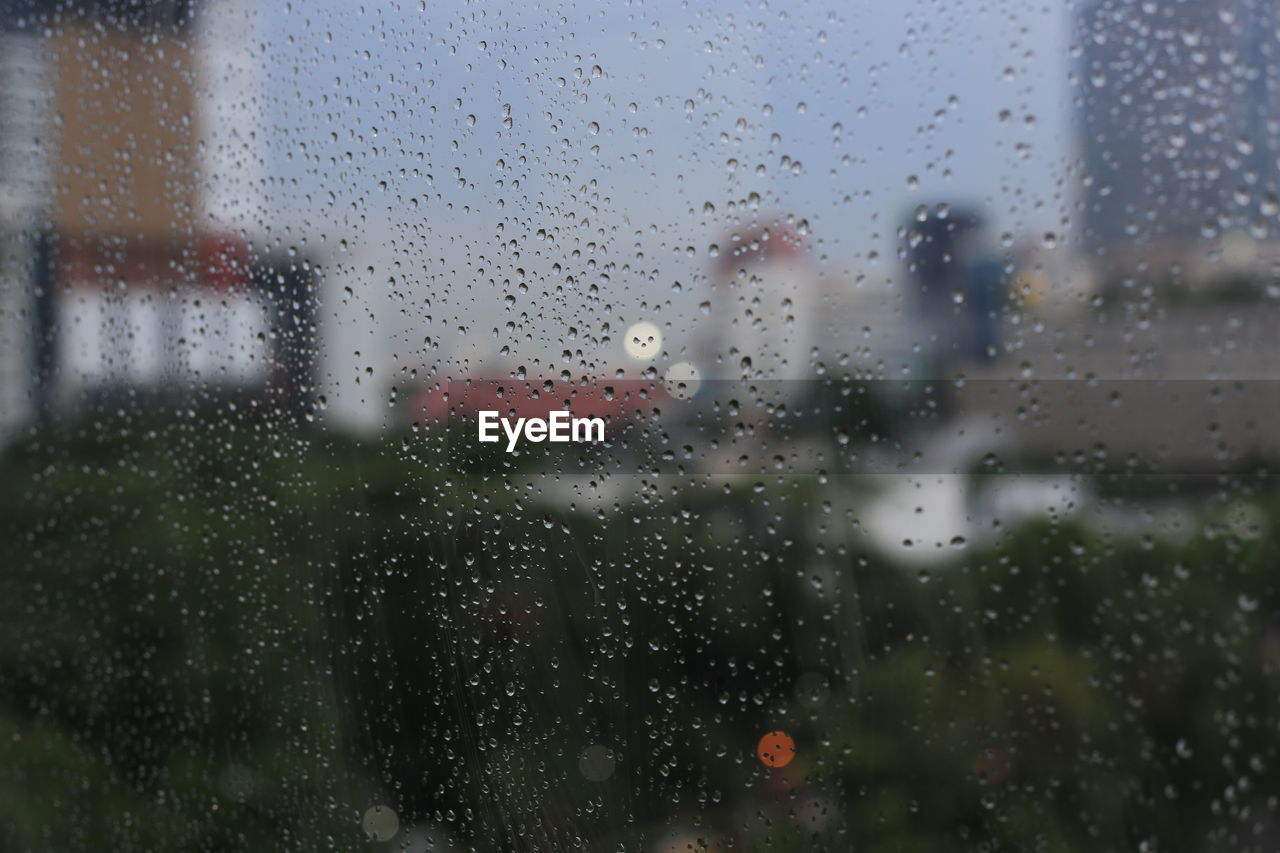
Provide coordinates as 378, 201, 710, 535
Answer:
1, 415, 1278, 851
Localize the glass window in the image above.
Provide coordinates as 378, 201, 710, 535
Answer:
2, 0, 1278, 850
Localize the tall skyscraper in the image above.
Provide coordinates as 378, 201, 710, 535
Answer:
1076, 0, 1280, 283
0, 4, 52, 438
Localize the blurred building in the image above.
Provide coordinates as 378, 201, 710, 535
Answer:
0, 0, 317, 439
1076, 0, 1280, 288
703, 223, 818, 387
0, 6, 52, 436
898, 205, 1007, 374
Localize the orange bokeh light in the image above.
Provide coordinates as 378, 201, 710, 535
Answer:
756, 730, 795, 768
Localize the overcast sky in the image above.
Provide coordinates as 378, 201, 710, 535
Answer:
199, 0, 1077, 423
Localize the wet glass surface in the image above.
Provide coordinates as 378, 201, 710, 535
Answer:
2, 1, 1280, 850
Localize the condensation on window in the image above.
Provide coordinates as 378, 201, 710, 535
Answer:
1, 1, 1278, 851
